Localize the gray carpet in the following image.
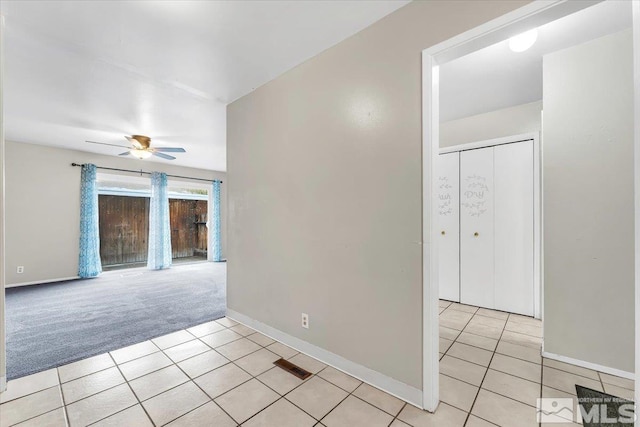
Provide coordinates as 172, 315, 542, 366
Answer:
6, 262, 226, 380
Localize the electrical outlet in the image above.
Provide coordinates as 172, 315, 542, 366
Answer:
301, 313, 309, 329
17, 266, 24, 274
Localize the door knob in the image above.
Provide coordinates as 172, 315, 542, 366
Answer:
441, 231, 445, 235
474, 232, 479, 237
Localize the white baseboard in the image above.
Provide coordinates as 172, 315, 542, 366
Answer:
0, 375, 6, 392
5, 276, 79, 288
542, 351, 635, 380
226, 309, 423, 408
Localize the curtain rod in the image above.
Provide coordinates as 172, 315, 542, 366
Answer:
71, 163, 223, 183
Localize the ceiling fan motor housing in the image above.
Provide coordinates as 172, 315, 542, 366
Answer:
129, 135, 151, 149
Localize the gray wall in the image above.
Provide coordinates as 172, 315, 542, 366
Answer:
543, 29, 635, 372
440, 101, 541, 148
227, 0, 529, 390
4, 141, 227, 286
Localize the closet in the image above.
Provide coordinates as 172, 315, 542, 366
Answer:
438, 138, 535, 316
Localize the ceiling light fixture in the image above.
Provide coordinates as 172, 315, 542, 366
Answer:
130, 149, 153, 159
509, 29, 538, 52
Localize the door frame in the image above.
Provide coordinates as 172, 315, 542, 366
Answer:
632, 0, 640, 410
421, 0, 640, 411
439, 133, 541, 319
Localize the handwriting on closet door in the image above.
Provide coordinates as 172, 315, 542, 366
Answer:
438, 176, 454, 216
461, 174, 489, 217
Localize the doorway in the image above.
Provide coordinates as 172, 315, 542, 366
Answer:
438, 134, 540, 318
421, 0, 640, 413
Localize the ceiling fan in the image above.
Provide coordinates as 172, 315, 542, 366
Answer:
86, 135, 186, 160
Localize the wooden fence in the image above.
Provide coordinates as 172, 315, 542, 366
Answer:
98, 195, 208, 267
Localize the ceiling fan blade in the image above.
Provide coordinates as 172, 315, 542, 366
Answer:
152, 152, 176, 160
118, 151, 131, 156
86, 140, 130, 148
153, 147, 186, 153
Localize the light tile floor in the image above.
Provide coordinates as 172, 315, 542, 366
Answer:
0, 302, 635, 426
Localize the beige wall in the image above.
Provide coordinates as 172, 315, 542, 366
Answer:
543, 29, 635, 372
440, 101, 542, 148
227, 0, 529, 392
5, 141, 227, 286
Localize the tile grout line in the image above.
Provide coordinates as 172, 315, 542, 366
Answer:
8, 316, 400, 426
442, 354, 541, 386
144, 323, 267, 425
441, 306, 478, 358
56, 366, 71, 427
218, 357, 337, 424
6, 310, 556, 426
597, 370, 606, 394
386, 402, 407, 426
439, 370, 543, 415
314, 378, 376, 426
443, 329, 543, 363
243, 376, 319, 425
251, 363, 329, 423
15, 320, 226, 385
193, 367, 254, 424
96, 352, 157, 427
461, 309, 509, 426
2, 385, 67, 427
245, 359, 405, 426
178, 326, 313, 425
98, 319, 257, 426
157, 372, 236, 427
347, 386, 407, 418
12, 311, 627, 427
102, 352, 156, 426
539, 340, 544, 427
502, 327, 545, 340
212, 348, 296, 424
542, 364, 604, 383
439, 307, 546, 411
228, 321, 414, 424
72, 327, 243, 406
0, 383, 62, 408
450, 327, 502, 342
439, 366, 538, 392
459, 310, 546, 424
24, 335, 195, 397
439, 305, 483, 421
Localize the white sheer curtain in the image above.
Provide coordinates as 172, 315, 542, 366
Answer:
148, 172, 172, 270
78, 163, 102, 278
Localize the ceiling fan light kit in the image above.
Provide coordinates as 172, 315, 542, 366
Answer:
508, 28, 538, 52
130, 148, 153, 159
86, 135, 186, 161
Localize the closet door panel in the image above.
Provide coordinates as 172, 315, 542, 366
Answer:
438, 152, 460, 302
494, 141, 534, 316
460, 148, 494, 309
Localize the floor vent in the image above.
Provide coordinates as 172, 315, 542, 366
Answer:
273, 358, 312, 380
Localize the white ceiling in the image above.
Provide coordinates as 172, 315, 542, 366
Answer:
2, 0, 410, 171
440, 0, 632, 123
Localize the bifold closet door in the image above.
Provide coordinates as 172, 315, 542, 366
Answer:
438, 152, 460, 302
494, 141, 534, 316
460, 148, 494, 309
